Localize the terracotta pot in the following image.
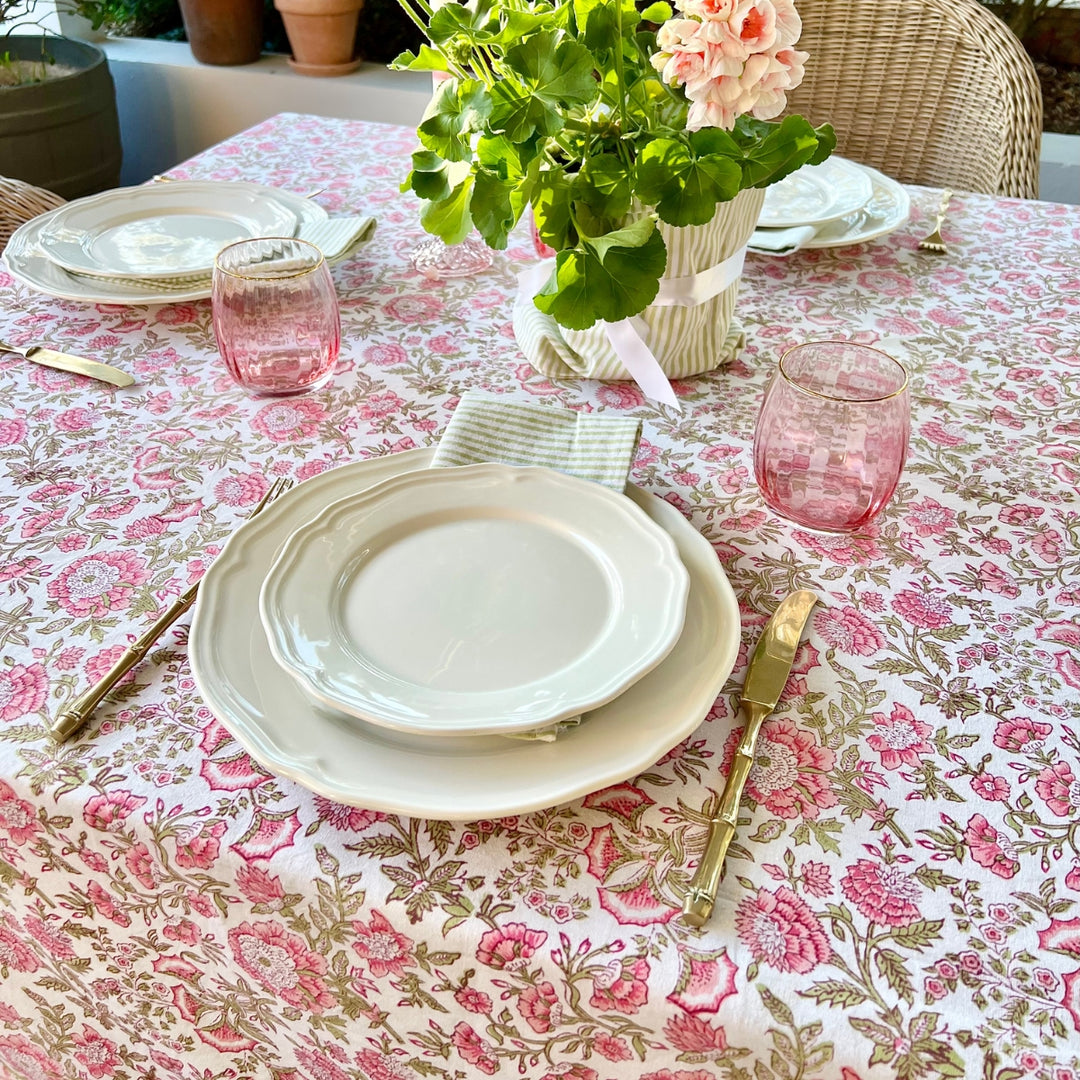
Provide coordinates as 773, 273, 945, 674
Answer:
273, 0, 364, 76
178, 0, 263, 66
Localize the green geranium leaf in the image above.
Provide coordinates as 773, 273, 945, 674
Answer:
634, 136, 742, 226
579, 213, 655, 263
532, 168, 575, 249
738, 115, 833, 187
505, 32, 597, 107
427, 0, 496, 46
389, 44, 451, 73
471, 169, 525, 249
420, 177, 475, 245
533, 221, 666, 329
402, 149, 452, 201
574, 153, 632, 219
418, 78, 492, 163
639, 1, 672, 22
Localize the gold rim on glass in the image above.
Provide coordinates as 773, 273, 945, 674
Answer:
777, 340, 909, 403
214, 236, 325, 281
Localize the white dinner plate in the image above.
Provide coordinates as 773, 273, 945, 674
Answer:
260, 464, 689, 737
800, 164, 910, 249
189, 449, 741, 820
2, 186, 329, 305
758, 156, 874, 228
38, 182, 299, 280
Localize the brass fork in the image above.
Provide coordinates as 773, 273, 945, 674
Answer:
46, 477, 295, 743
918, 188, 954, 253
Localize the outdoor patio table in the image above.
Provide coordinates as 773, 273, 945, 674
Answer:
1, 113, 1078, 1080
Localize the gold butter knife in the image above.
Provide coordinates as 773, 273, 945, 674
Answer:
682, 589, 819, 927
0, 339, 135, 388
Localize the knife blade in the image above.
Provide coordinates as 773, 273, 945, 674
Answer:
1, 341, 135, 387
681, 589, 820, 927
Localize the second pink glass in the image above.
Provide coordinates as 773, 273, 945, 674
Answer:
212, 237, 340, 396
753, 341, 911, 533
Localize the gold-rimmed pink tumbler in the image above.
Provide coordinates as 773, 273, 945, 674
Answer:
753, 341, 910, 533
212, 237, 340, 396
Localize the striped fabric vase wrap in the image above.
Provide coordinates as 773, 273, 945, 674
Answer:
514, 186, 767, 382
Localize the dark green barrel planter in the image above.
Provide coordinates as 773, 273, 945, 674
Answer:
0, 35, 122, 199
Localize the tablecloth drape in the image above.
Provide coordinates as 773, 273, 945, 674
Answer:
1, 114, 1079, 1080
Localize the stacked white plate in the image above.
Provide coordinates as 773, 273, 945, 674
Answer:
750, 156, 911, 254
189, 452, 742, 820
2, 181, 331, 305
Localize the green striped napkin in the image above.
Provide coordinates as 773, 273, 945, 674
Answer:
432, 390, 642, 491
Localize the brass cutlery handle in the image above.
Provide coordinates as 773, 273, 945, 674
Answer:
48, 583, 199, 743
930, 187, 953, 229
682, 701, 770, 927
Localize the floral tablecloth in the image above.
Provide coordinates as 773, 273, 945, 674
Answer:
1, 113, 1079, 1080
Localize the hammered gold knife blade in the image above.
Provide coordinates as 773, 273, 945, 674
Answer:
1, 340, 135, 387
681, 589, 819, 927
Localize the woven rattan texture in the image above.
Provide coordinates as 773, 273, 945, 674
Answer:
785, 0, 1043, 199
0, 177, 65, 254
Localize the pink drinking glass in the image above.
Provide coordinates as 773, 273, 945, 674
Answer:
753, 341, 910, 533
212, 237, 340, 396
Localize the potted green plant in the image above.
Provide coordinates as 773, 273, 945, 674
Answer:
274, 0, 365, 75
391, 0, 834, 383
0, 0, 122, 198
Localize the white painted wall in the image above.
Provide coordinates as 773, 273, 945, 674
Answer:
98, 38, 431, 185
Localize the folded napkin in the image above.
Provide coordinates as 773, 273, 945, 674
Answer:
432, 390, 643, 740
298, 216, 377, 262
748, 224, 818, 256
432, 390, 642, 491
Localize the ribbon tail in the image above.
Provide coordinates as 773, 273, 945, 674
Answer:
602, 318, 682, 412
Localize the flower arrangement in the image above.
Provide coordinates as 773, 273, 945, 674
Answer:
392, 0, 834, 330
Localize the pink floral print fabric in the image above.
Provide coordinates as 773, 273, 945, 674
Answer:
0, 113, 1078, 1079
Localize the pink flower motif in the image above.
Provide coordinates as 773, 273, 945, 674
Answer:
964, 814, 1020, 879
1031, 528, 1063, 564
227, 920, 336, 1012
0, 417, 27, 444
538, 1066, 597, 1080
162, 919, 201, 945
354, 1049, 413, 1080
87, 880, 130, 927
85, 645, 137, 687
55, 407, 94, 432
866, 703, 934, 770
919, 420, 967, 447
814, 605, 885, 655
384, 294, 445, 324
83, 789, 147, 831
236, 864, 286, 907
734, 887, 830, 974
999, 503, 1044, 526
0, 663, 47, 722
597, 384, 645, 409
363, 343, 408, 366
132, 445, 181, 490
47, 550, 149, 618
24, 916, 75, 960
721, 717, 836, 820
1056, 652, 1080, 692
891, 588, 953, 629
0, 1035, 63, 1080
971, 774, 1010, 801
590, 956, 650, 1015
213, 472, 268, 507
451, 1022, 497, 1075
993, 716, 1052, 752
358, 391, 405, 420
476, 922, 547, 971
801, 861, 832, 898
1037, 621, 1080, 648
1035, 761, 1077, 817
517, 981, 561, 1033
124, 515, 168, 540
642, 1072, 719, 1080
975, 560, 1020, 597
124, 842, 158, 889
840, 859, 923, 926
905, 497, 956, 537
0, 921, 40, 972
664, 1012, 729, 1055
312, 795, 383, 831
250, 398, 327, 442
173, 820, 225, 869
454, 986, 492, 1013
793, 529, 880, 566
295, 1046, 351, 1080
0, 782, 41, 846
351, 910, 414, 977
592, 1032, 633, 1061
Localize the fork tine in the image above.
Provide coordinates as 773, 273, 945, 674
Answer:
250, 476, 294, 518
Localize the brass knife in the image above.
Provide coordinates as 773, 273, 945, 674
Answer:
1, 340, 135, 387
682, 589, 820, 927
